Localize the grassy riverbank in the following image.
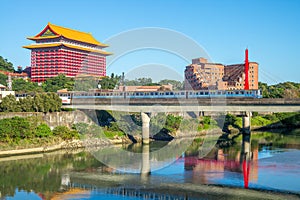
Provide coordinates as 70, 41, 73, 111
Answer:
223, 112, 300, 132
0, 112, 299, 153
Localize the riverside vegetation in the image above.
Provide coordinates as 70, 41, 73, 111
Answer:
0, 108, 299, 150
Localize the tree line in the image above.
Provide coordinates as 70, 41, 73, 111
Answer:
0, 93, 62, 112
259, 82, 300, 98
0, 116, 79, 144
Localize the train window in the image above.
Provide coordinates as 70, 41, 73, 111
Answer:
205, 92, 208, 95
166, 92, 169, 95
170, 92, 174, 95
189, 92, 193, 95
120, 93, 123, 96
155, 92, 158, 95
196, 92, 199, 95
181, 92, 184, 95
200, 92, 203, 95
150, 92, 154, 95
235, 91, 239, 94
241, 91, 244, 94
218, 92, 222, 95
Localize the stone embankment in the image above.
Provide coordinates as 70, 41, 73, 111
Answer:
0, 110, 93, 129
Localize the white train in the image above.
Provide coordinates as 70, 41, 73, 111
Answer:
57, 89, 262, 105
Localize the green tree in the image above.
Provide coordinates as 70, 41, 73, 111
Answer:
33, 93, 43, 112
158, 79, 184, 90
12, 78, 42, 93
0, 73, 7, 86
99, 73, 121, 89
42, 74, 74, 92
0, 56, 14, 72
73, 76, 99, 91
19, 96, 34, 112
125, 77, 153, 86
259, 81, 300, 98
0, 94, 21, 112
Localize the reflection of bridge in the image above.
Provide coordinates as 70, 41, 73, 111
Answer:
63, 184, 185, 200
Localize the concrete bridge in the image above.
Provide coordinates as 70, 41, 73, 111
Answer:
63, 98, 300, 144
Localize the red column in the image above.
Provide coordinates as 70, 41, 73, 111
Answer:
244, 49, 249, 90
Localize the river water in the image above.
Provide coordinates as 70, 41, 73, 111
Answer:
1, 130, 300, 200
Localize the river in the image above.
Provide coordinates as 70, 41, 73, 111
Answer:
1, 130, 300, 200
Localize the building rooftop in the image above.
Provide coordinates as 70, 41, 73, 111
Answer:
27, 22, 108, 47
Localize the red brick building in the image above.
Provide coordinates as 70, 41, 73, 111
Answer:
23, 23, 111, 82
185, 55, 258, 90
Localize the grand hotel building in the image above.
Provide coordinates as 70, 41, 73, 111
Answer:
23, 23, 111, 82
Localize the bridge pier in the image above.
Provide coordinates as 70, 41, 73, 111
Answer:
141, 112, 150, 144
242, 111, 252, 158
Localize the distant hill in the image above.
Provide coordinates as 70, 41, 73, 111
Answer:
0, 56, 14, 72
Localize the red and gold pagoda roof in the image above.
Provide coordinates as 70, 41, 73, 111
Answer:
26, 22, 108, 47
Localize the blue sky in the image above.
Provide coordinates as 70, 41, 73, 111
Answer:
0, 0, 299, 84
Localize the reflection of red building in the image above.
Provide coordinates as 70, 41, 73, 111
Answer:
184, 148, 259, 186
23, 23, 111, 82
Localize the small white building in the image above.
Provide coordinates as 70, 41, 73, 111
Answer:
0, 84, 15, 102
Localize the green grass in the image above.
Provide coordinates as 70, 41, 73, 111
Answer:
103, 130, 124, 139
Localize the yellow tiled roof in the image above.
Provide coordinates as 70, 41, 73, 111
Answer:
28, 22, 108, 47
23, 43, 112, 55
23, 43, 61, 49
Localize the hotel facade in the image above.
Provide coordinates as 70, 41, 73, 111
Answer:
23, 23, 111, 82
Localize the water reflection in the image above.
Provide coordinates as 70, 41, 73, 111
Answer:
0, 131, 300, 199
184, 132, 262, 188
87, 138, 194, 173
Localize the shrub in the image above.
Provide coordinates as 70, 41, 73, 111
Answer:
165, 114, 182, 132
52, 125, 79, 140
0, 117, 31, 143
35, 123, 52, 137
